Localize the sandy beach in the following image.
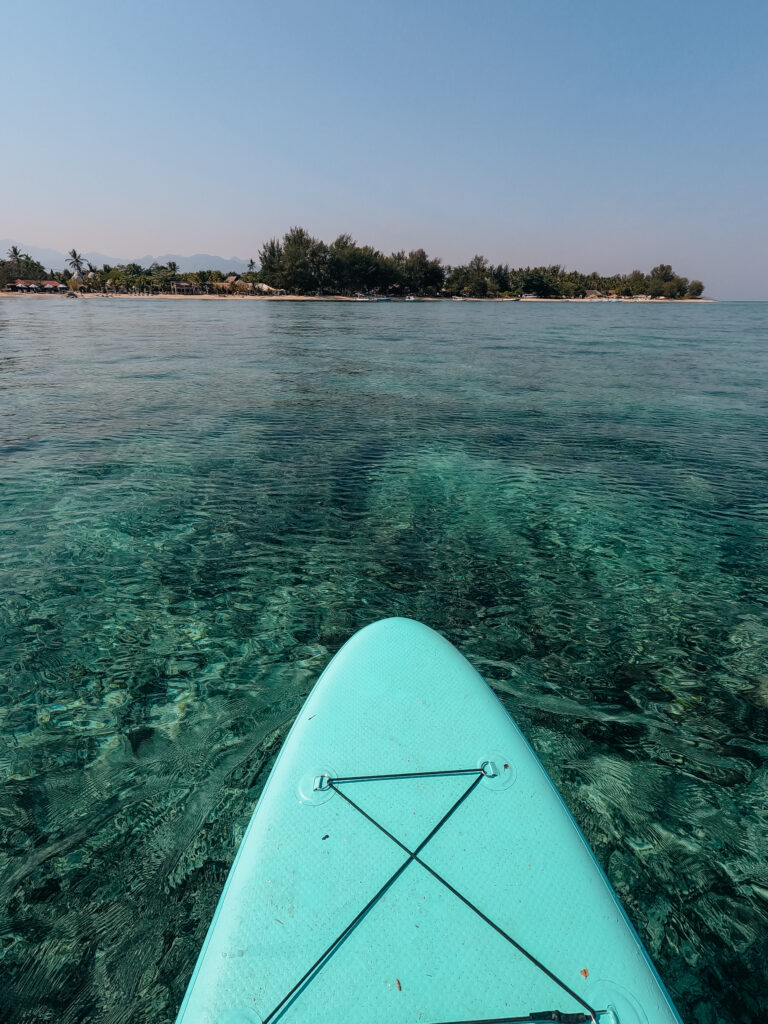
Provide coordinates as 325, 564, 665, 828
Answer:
0, 292, 715, 303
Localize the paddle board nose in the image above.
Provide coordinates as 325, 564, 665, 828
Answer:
175, 618, 682, 1024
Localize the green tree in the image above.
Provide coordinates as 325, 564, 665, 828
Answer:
491, 264, 511, 294
325, 234, 393, 295
446, 255, 494, 297
105, 267, 124, 292
7, 245, 25, 273
466, 255, 491, 296
401, 249, 445, 295
664, 276, 688, 299
686, 280, 704, 298
0, 253, 45, 288
626, 269, 649, 295
67, 249, 85, 275
518, 266, 559, 298
258, 238, 284, 289
327, 234, 359, 294
280, 226, 328, 293
650, 264, 675, 282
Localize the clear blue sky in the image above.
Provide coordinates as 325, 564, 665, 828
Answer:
3, 0, 767, 297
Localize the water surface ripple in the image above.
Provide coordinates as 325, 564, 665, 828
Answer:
1, 298, 767, 1023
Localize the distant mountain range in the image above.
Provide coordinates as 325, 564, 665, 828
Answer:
1, 240, 251, 275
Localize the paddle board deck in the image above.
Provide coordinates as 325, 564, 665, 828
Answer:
175, 618, 682, 1024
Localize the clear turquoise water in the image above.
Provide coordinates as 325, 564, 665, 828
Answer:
1, 297, 766, 1024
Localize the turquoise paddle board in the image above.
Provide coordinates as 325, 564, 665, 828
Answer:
175, 618, 682, 1024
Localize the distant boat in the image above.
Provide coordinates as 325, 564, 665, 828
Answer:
354, 295, 391, 302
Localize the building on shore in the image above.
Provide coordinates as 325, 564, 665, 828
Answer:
4, 279, 67, 292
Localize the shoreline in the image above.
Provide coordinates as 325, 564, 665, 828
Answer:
1, 292, 715, 303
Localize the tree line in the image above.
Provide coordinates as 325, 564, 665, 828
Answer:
2, 237, 705, 298
0, 246, 50, 288
256, 228, 704, 298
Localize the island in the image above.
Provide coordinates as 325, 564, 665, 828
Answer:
2, 233, 706, 300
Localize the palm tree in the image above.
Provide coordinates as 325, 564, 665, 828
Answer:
247, 258, 256, 274
167, 261, 178, 275
67, 249, 85, 275
6, 245, 29, 275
